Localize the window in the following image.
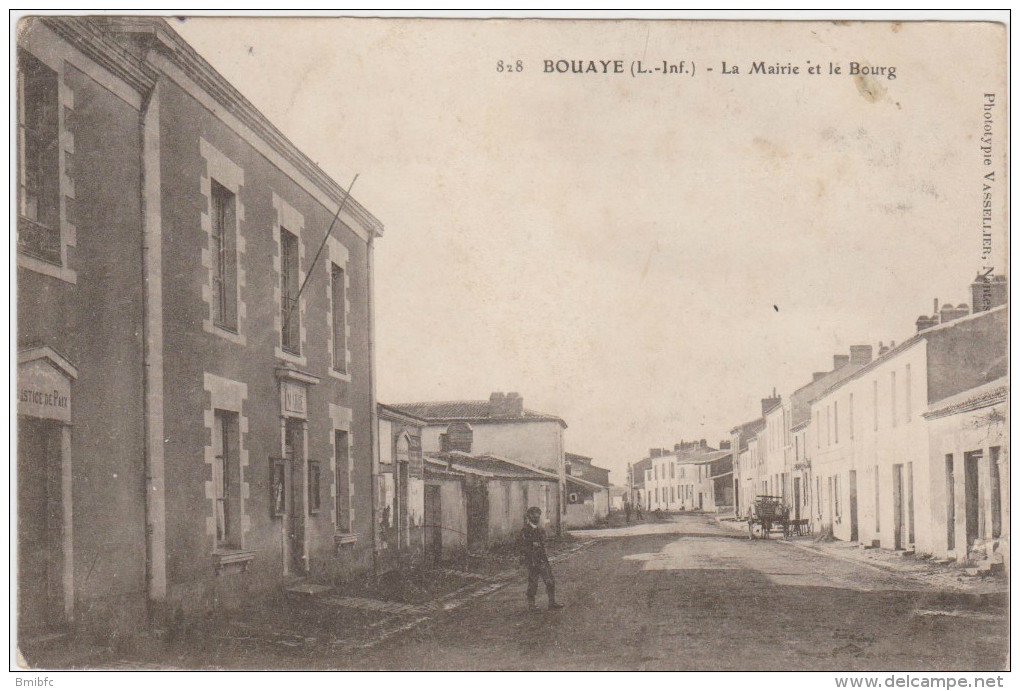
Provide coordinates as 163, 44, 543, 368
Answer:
655, 487, 659, 503
834, 401, 839, 444
826, 405, 832, 446
331, 264, 347, 372
990, 447, 1002, 538
816, 477, 822, 518
835, 475, 841, 518
873, 380, 879, 431
945, 455, 954, 550
308, 461, 321, 515
904, 365, 912, 422
17, 51, 60, 264
849, 393, 855, 440
211, 181, 238, 330
670, 486, 675, 502
815, 411, 820, 448
890, 371, 897, 428
875, 465, 881, 533
213, 410, 242, 550
654, 466, 658, 481
280, 229, 300, 353
335, 431, 351, 532
669, 463, 675, 479
795, 435, 799, 461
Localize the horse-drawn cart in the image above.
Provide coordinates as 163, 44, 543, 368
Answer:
747, 495, 790, 539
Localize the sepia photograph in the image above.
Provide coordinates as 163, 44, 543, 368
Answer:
11, 11, 1009, 677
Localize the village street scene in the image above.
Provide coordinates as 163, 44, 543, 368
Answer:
14, 16, 1008, 673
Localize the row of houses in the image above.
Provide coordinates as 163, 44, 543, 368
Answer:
15, 17, 610, 646
378, 394, 612, 566
627, 440, 734, 514
628, 276, 1007, 566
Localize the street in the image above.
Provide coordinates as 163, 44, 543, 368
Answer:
350, 514, 1007, 671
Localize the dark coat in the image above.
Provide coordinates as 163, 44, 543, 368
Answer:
520, 521, 549, 566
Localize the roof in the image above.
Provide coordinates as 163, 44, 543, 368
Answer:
377, 402, 428, 425
730, 417, 765, 452
730, 416, 766, 436
566, 474, 606, 492
629, 457, 651, 487
424, 451, 557, 481
812, 305, 1007, 403
789, 361, 869, 427
923, 377, 1008, 420
387, 401, 567, 428
685, 449, 732, 465
40, 17, 383, 238
565, 452, 593, 464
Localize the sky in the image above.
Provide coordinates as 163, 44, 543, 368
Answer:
173, 17, 1006, 483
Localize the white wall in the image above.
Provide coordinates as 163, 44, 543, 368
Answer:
812, 341, 929, 551
421, 420, 563, 473
926, 403, 1007, 560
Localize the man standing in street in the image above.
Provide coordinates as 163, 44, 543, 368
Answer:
520, 506, 564, 611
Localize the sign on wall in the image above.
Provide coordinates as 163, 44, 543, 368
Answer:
281, 380, 307, 417
17, 355, 73, 423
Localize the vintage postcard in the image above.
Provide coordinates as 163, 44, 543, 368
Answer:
13, 13, 1008, 675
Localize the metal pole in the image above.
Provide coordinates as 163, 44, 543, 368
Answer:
282, 174, 358, 336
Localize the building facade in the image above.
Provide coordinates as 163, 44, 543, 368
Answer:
923, 377, 1007, 563
389, 393, 566, 534
810, 304, 1006, 555
377, 404, 427, 570
16, 17, 384, 644
423, 452, 558, 558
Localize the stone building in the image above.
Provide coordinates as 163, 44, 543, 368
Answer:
16, 17, 384, 646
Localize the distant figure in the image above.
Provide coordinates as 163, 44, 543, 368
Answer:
520, 507, 564, 610
624, 500, 632, 523
636, 503, 644, 521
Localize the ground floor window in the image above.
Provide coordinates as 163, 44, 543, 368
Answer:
335, 430, 351, 532
214, 409, 242, 550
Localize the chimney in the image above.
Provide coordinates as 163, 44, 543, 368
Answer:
939, 303, 970, 324
506, 391, 524, 416
700, 438, 707, 448
934, 297, 939, 314
915, 315, 938, 333
719, 440, 731, 450
849, 345, 873, 366
971, 274, 1007, 313
812, 371, 827, 381
878, 341, 889, 355
833, 354, 850, 370
489, 391, 514, 417
761, 390, 781, 416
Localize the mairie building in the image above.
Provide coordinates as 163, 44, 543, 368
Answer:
16, 17, 384, 645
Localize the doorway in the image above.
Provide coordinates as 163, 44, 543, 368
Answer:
465, 479, 489, 552
284, 419, 306, 575
18, 418, 65, 638
397, 461, 409, 549
964, 452, 980, 548
793, 477, 801, 520
424, 484, 442, 563
893, 464, 904, 550
848, 470, 859, 543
